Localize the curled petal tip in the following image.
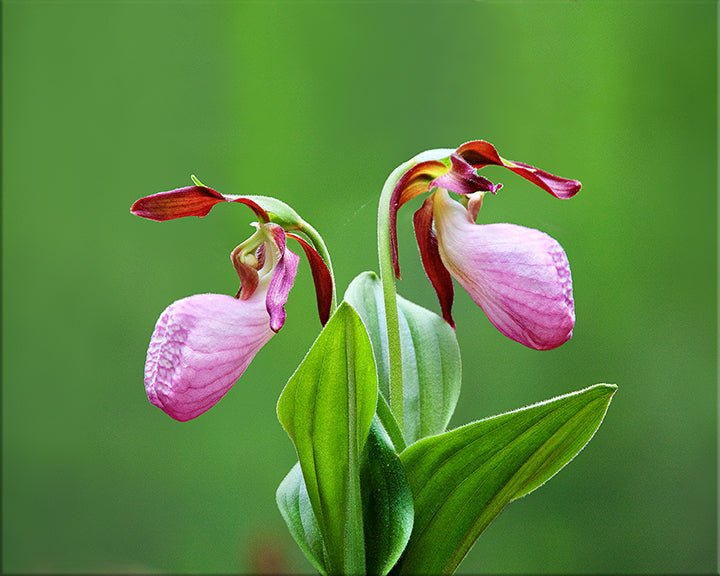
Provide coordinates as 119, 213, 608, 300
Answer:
508, 160, 581, 199
431, 153, 501, 196
455, 141, 581, 199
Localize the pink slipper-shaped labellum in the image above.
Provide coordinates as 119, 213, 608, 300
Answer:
144, 290, 276, 422
432, 190, 575, 350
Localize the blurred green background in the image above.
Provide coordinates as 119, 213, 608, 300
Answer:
2, 1, 716, 574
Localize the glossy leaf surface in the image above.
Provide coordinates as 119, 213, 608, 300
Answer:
277, 303, 378, 575
393, 384, 617, 575
344, 271, 462, 446
278, 417, 414, 576
360, 417, 414, 575
276, 462, 327, 575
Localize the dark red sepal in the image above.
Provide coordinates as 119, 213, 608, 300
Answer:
287, 232, 333, 326
389, 160, 448, 279
455, 140, 581, 199
131, 186, 271, 222
131, 186, 226, 221
413, 195, 455, 328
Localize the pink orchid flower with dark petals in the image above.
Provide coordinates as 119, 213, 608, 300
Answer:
132, 185, 333, 325
133, 184, 329, 420
388, 141, 580, 279
144, 221, 299, 421
394, 140, 580, 350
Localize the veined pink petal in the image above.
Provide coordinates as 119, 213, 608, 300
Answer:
144, 291, 275, 421
433, 190, 575, 350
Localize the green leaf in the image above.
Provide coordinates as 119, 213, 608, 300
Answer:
276, 463, 327, 575
344, 271, 462, 447
277, 302, 378, 575
361, 417, 414, 576
393, 383, 617, 575
277, 418, 414, 576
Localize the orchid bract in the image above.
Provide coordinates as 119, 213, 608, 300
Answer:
132, 140, 615, 574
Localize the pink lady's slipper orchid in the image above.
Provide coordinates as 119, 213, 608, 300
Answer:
132, 185, 333, 421
391, 140, 580, 350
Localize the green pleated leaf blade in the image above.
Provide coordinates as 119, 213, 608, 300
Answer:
276, 462, 327, 575
344, 271, 462, 447
277, 417, 414, 576
393, 383, 617, 575
360, 417, 414, 576
277, 302, 378, 575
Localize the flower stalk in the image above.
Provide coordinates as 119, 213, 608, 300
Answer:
377, 158, 417, 435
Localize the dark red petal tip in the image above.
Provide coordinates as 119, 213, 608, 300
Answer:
506, 161, 581, 199
456, 140, 581, 199
131, 186, 226, 221
132, 186, 274, 222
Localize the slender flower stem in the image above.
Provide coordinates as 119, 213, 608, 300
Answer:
377, 158, 416, 436
377, 395, 406, 453
300, 220, 338, 315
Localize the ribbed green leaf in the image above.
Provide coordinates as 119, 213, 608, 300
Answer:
361, 417, 414, 576
276, 462, 327, 575
278, 417, 414, 576
344, 271, 462, 447
277, 303, 378, 575
393, 384, 617, 575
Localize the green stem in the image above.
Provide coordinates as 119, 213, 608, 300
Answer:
300, 220, 338, 316
376, 159, 416, 437
376, 394, 407, 453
